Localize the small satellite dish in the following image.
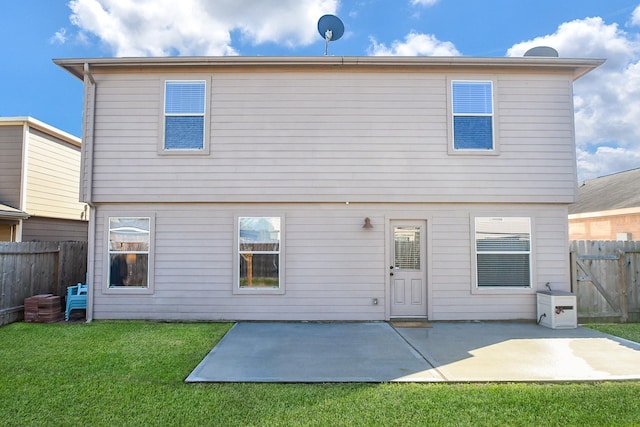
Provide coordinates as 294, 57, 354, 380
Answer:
317, 14, 344, 56
524, 46, 559, 57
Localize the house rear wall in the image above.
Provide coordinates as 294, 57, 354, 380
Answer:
90, 202, 570, 321
86, 69, 578, 204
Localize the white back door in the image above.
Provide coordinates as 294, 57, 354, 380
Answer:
390, 220, 427, 318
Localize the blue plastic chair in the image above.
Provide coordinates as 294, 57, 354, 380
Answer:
65, 283, 87, 321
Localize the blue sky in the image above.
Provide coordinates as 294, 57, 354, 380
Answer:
2, 0, 640, 181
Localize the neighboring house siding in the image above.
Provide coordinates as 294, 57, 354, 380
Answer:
569, 212, 640, 240
22, 216, 88, 242
25, 129, 85, 220
88, 71, 577, 204
90, 203, 569, 321
0, 125, 24, 209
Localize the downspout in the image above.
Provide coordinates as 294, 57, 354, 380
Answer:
83, 62, 96, 322
17, 122, 29, 242
83, 62, 96, 204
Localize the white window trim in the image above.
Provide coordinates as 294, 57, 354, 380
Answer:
159, 78, 210, 156
233, 213, 286, 295
470, 214, 535, 295
103, 213, 155, 295
447, 77, 500, 156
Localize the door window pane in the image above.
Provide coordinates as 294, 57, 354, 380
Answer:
394, 226, 420, 270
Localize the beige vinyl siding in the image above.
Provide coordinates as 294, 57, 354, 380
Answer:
496, 76, 577, 193
92, 203, 384, 320
87, 70, 578, 204
25, 129, 86, 220
89, 202, 569, 321
0, 125, 24, 209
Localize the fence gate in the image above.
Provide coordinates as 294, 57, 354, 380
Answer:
570, 240, 640, 323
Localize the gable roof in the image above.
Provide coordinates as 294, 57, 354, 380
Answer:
53, 56, 604, 82
569, 168, 640, 215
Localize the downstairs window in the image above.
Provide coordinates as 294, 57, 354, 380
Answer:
475, 217, 531, 288
236, 216, 283, 293
108, 217, 150, 288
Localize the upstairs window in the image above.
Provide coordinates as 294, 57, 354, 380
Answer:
452, 81, 494, 151
475, 217, 531, 288
164, 80, 206, 150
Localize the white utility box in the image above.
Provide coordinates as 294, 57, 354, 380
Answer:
536, 290, 577, 329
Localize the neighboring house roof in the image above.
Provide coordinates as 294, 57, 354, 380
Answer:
569, 168, 640, 216
0, 116, 81, 147
0, 203, 29, 220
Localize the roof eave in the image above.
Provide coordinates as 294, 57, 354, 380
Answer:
53, 56, 605, 81
0, 204, 30, 220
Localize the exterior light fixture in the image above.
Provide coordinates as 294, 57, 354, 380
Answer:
363, 217, 373, 229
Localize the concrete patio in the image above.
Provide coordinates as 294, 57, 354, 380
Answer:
186, 321, 640, 383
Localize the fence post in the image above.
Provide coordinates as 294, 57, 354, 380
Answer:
569, 244, 577, 293
617, 249, 628, 323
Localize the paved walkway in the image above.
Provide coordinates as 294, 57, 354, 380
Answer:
185, 321, 640, 383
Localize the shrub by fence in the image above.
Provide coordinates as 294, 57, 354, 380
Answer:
0, 241, 87, 326
570, 240, 640, 323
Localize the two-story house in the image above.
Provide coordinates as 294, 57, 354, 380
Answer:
55, 55, 602, 322
0, 117, 88, 242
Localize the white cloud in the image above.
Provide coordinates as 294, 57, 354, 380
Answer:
508, 16, 640, 180
632, 5, 640, 26
576, 146, 640, 181
368, 32, 460, 56
68, 0, 338, 56
410, 0, 439, 6
50, 28, 68, 44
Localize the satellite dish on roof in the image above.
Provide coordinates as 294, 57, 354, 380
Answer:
318, 14, 344, 56
524, 46, 559, 57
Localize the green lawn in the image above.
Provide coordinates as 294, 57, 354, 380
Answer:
1, 321, 639, 426
586, 322, 640, 343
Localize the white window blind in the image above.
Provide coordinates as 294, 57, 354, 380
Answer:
452, 81, 494, 150
475, 217, 531, 288
164, 81, 205, 150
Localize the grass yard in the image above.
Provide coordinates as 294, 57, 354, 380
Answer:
1, 321, 639, 426
586, 322, 640, 344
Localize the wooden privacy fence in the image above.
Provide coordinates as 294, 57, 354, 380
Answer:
570, 240, 640, 323
0, 241, 87, 326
